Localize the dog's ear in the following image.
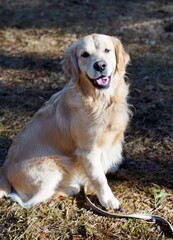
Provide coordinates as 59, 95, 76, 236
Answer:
112, 37, 130, 74
61, 43, 79, 81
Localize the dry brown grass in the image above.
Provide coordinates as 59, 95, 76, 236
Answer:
0, 0, 173, 239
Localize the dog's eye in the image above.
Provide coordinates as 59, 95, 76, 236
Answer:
105, 49, 111, 53
81, 52, 90, 58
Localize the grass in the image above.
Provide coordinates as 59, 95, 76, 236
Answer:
0, 0, 173, 239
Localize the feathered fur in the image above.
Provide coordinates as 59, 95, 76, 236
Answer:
0, 34, 130, 209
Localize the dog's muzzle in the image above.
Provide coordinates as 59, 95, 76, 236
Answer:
88, 75, 111, 89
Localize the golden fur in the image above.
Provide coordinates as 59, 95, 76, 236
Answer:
0, 34, 130, 209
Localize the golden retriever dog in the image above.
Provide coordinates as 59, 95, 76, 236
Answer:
0, 34, 130, 209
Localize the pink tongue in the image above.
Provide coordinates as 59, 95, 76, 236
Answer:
96, 77, 109, 86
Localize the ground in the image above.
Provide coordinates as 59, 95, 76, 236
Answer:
0, 0, 173, 239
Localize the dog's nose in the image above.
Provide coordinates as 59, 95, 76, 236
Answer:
93, 60, 107, 72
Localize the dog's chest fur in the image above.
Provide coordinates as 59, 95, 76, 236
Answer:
78, 95, 129, 173
101, 104, 128, 172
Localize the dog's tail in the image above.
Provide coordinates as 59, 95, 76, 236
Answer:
0, 167, 11, 198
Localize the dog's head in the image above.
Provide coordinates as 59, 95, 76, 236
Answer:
62, 34, 129, 91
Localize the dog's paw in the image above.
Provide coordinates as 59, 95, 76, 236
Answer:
99, 191, 120, 210
8, 192, 32, 209
62, 184, 80, 197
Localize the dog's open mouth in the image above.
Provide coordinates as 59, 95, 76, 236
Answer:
88, 75, 111, 89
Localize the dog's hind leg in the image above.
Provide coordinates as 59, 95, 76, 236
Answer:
8, 186, 58, 209
8, 192, 33, 209
7, 157, 66, 208
8, 172, 64, 209
0, 167, 11, 198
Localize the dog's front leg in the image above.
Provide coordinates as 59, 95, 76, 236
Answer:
75, 148, 120, 209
